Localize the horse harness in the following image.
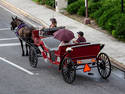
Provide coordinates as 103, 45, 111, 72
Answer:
16, 23, 26, 35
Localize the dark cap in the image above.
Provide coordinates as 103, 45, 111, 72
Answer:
50, 18, 57, 23
77, 31, 84, 37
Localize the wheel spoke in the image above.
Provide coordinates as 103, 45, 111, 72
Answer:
62, 57, 76, 83
29, 48, 38, 68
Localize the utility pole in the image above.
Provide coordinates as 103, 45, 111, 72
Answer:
121, 0, 124, 12
84, 0, 90, 24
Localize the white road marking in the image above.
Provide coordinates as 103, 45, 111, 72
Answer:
0, 43, 20, 47
0, 37, 18, 41
0, 57, 34, 75
0, 4, 17, 16
0, 28, 10, 31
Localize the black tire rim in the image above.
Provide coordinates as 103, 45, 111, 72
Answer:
62, 57, 76, 84
97, 53, 111, 79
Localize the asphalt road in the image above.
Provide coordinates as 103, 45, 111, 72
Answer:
0, 6, 125, 94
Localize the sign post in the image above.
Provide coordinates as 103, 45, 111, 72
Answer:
84, 0, 90, 24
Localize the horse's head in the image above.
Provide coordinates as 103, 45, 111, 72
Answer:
10, 16, 23, 30
10, 17, 17, 30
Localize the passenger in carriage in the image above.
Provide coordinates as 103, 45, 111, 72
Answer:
41, 18, 57, 29
57, 40, 73, 50
49, 18, 57, 28
58, 41, 70, 48
73, 31, 86, 43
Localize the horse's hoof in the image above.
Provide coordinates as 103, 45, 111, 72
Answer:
26, 54, 29, 56
22, 54, 25, 56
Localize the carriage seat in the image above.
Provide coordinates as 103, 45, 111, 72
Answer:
41, 37, 91, 52
41, 37, 61, 51
41, 26, 65, 32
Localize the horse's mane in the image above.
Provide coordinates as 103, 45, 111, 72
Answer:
17, 18, 24, 23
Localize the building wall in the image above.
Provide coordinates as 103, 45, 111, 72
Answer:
55, 0, 67, 12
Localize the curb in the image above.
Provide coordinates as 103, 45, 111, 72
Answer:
110, 57, 125, 72
1, 0, 125, 71
0, 0, 49, 27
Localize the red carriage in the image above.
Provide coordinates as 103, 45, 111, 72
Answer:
29, 28, 111, 84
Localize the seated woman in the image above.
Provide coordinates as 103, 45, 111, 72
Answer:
73, 31, 86, 43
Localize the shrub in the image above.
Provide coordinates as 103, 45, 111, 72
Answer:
92, 0, 100, 2
45, 0, 55, 8
105, 13, 122, 32
97, 7, 121, 29
88, 1, 101, 14
67, 0, 83, 14
90, 4, 111, 20
39, 0, 46, 4
32, 0, 45, 4
68, 0, 78, 4
77, 6, 85, 16
112, 15, 125, 40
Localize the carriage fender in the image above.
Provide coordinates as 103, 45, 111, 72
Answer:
100, 44, 105, 51
59, 52, 71, 70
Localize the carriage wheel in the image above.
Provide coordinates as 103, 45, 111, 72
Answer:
29, 47, 38, 68
61, 57, 76, 84
97, 53, 111, 79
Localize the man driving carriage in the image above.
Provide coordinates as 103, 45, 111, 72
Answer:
49, 18, 57, 28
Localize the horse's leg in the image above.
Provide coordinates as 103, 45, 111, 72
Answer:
25, 43, 29, 56
19, 39, 25, 56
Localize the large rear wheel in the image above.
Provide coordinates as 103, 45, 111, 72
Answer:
61, 57, 76, 84
97, 53, 111, 79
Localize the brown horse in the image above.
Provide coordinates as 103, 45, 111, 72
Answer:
10, 16, 35, 56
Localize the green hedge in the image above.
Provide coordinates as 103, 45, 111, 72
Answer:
32, 0, 55, 7
45, 0, 55, 7
105, 14, 122, 32
77, 6, 85, 16
97, 7, 121, 28
68, 0, 78, 4
67, 0, 125, 41
112, 15, 125, 40
67, 0, 83, 14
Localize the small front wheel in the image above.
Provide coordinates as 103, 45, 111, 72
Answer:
29, 47, 38, 68
97, 53, 111, 79
61, 57, 76, 84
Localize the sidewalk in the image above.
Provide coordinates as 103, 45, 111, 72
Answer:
1, 0, 125, 68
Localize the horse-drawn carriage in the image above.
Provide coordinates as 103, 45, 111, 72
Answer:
11, 17, 111, 84
29, 28, 111, 84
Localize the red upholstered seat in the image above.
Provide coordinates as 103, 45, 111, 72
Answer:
56, 43, 101, 60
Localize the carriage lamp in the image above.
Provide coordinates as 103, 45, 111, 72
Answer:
77, 61, 83, 64
91, 58, 96, 63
